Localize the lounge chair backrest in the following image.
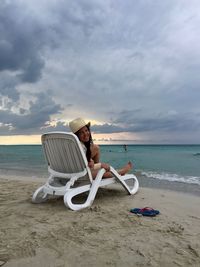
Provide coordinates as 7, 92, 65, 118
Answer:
41, 132, 88, 174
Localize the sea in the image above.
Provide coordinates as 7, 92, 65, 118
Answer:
0, 144, 200, 196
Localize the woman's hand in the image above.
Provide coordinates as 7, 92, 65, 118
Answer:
88, 159, 94, 169
101, 163, 110, 172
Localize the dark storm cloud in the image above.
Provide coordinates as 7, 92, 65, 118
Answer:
0, 1, 47, 83
42, 121, 70, 133
111, 109, 200, 133
0, 0, 68, 134
0, 78, 20, 102
0, 0, 104, 131
92, 123, 123, 134
0, 92, 63, 134
84, 109, 200, 138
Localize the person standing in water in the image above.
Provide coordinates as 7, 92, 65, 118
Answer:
123, 144, 127, 152
69, 118, 133, 179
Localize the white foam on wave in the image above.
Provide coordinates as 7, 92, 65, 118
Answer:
141, 171, 200, 185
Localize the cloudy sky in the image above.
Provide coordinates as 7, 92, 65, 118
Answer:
1, 0, 200, 144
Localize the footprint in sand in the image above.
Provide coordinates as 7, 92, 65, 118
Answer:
166, 222, 184, 234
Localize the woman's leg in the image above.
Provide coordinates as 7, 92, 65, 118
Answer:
91, 161, 133, 179
116, 161, 133, 176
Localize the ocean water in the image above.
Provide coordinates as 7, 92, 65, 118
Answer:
0, 144, 200, 195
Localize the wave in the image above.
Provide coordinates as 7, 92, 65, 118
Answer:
141, 171, 200, 186
193, 152, 200, 156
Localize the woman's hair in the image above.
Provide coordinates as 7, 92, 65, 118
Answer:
75, 125, 93, 162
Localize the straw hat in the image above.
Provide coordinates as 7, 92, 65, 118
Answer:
69, 118, 90, 133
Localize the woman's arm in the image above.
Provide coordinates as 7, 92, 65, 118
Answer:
88, 159, 110, 172
94, 162, 110, 171
90, 144, 100, 163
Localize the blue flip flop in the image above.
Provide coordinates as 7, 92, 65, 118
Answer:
130, 207, 160, 216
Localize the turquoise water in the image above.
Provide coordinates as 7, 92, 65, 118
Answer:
100, 145, 200, 185
0, 144, 200, 191
0, 145, 46, 175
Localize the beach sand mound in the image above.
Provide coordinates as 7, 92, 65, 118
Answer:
0, 178, 200, 267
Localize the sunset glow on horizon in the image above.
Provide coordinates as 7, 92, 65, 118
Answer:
0, 135, 41, 145
0, 132, 142, 145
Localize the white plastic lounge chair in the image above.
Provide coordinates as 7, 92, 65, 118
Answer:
32, 132, 139, 211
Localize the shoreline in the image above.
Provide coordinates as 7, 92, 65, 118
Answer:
138, 173, 200, 197
1, 168, 200, 197
0, 175, 200, 266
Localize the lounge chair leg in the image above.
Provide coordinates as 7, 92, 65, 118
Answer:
32, 186, 49, 203
110, 167, 139, 195
64, 169, 105, 211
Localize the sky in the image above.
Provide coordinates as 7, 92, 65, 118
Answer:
0, 0, 200, 144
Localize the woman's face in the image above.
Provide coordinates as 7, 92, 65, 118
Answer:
77, 126, 90, 142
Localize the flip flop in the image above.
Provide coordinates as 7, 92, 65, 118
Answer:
130, 207, 160, 216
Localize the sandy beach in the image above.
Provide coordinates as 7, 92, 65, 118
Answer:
0, 175, 200, 267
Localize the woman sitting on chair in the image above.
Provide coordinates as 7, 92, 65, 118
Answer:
69, 118, 133, 179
